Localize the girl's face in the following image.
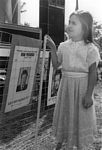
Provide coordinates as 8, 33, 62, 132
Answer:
68, 15, 84, 41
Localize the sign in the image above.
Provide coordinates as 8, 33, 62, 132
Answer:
4, 46, 39, 112
33, 51, 49, 102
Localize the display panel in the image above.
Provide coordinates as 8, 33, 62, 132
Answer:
4, 46, 39, 112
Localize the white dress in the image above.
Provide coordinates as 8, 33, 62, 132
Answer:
52, 39, 100, 150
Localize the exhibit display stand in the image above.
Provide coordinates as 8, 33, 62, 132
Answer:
0, 23, 42, 123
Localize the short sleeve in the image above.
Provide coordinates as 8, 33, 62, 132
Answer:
87, 44, 100, 67
57, 43, 63, 64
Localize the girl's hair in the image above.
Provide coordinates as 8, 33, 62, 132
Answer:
69, 10, 93, 43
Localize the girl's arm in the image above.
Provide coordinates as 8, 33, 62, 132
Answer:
50, 46, 61, 69
83, 62, 97, 108
46, 35, 61, 69
86, 62, 97, 96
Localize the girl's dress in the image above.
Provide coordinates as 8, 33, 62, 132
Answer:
52, 39, 100, 150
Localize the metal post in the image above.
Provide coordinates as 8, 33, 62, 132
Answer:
75, 0, 79, 11
35, 35, 48, 150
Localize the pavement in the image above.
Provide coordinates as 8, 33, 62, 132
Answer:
0, 83, 102, 150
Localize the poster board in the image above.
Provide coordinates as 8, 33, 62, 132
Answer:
1, 34, 42, 115
32, 50, 50, 104
4, 46, 39, 112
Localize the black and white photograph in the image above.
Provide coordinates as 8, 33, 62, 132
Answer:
0, 0, 102, 150
16, 67, 30, 92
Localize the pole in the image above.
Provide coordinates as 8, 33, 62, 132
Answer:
75, 0, 79, 11
35, 35, 47, 150
12, 0, 19, 24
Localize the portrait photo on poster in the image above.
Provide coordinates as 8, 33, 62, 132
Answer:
47, 62, 62, 106
16, 67, 31, 92
51, 69, 62, 97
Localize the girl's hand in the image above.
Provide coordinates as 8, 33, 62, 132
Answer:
82, 94, 93, 109
46, 35, 56, 50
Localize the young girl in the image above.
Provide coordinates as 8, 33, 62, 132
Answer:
46, 10, 100, 150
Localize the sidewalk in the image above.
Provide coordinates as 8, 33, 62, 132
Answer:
0, 83, 102, 150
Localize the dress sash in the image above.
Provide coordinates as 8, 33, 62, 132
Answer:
62, 71, 88, 78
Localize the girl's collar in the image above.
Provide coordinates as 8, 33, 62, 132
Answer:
70, 39, 85, 45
